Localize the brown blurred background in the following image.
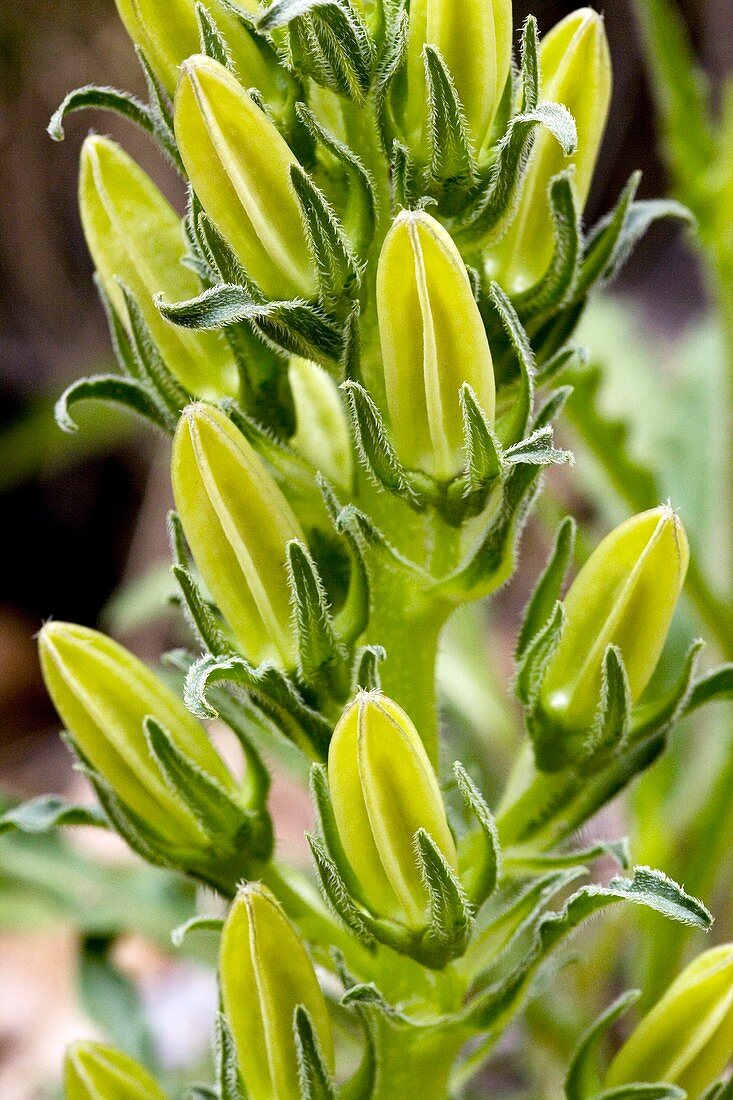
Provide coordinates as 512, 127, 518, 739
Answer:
0, 0, 731, 1095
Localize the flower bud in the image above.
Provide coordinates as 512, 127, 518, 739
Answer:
404, 0, 513, 159
539, 505, 689, 736
328, 691, 457, 930
174, 56, 317, 300
376, 209, 495, 480
38, 621, 239, 848
288, 358, 354, 491
606, 944, 733, 1097
220, 883, 334, 1100
114, 0, 267, 98
64, 1040, 168, 1100
79, 135, 236, 398
489, 8, 612, 292
172, 402, 303, 666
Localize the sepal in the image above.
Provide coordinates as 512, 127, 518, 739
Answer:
287, 539, 349, 697
516, 516, 575, 660
454, 762, 501, 907
290, 163, 361, 306
414, 827, 474, 968
423, 45, 475, 190
294, 1005, 337, 1099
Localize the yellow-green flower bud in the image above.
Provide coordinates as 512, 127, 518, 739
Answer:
328, 691, 457, 929
38, 622, 239, 847
220, 882, 334, 1100
174, 56, 317, 301
114, 0, 265, 98
539, 505, 689, 736
288, 358, 354, 492
79, 135, 237, 398
606, 944, 733, 1097
376, 209, 495, 480
64, 1040, 168, 1100
404, 0, 513, 159
489, 8, 612, 292
172, 402, 303, 666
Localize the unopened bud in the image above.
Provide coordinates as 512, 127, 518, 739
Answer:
174, 55, 317, 300
376, 209, 495, 480
606, 944, 733, 1097
172, 402, 303, 666
288, 358, 354, 491
539, 505, 689, 736
404, 0, 513, 160
114, 0, 268, 98
64, 1040, 168, 1100
490, 7, 612, 291
38, 622, 238, 849
79, 135, 236, 398
220, 883, 334, 1100
328, 691, 457, 930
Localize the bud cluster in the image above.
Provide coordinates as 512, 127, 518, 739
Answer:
16, 0, 732, 1094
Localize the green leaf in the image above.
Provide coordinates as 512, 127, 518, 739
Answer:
290, 164, 360, 305
117, 281, 191, 415
144, 717, 260, 850
48, 85, 156, 144
684, 663, 733, 716
196, 2, 234, 68
565, 989, 640, 1100
157, 285, 344, 364
454, 762, 501, 906
295, 103, 377, 253
341, 380, 419, 503
171, 914, 224, 947
513, 170, 582, 319
172, 563, 234, 658
490, 282, 535, 446
414, 828, 473, 967
306, 834, 376, 945
294, 1005, 337, 1099
55, 375, 175, 434
424, 45, 474, 183
460, 383, 502, 488
286, 539, 346, 690
184, 653, 333, 758
516, 516, 575, 660
0, 796, 106, 835
585, 645, 632, 766
350, 646, 385, 693
594, 1088, 685, 1100
215, 1011, 246, 1100
520, 15, 540, 112
516, 601, 564, 707
503, 426, 572, 470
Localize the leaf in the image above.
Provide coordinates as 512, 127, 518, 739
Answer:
294, 1005, 337, 1099
565, 989, 641, 1100
157, 285, 344, 364
424, 45, 474, 183
295, 103, 377, 253
684, 663, 733, 716
454, 762, 501, 906
414, 829, 473, 968
172, 564, 234, 658
0, 795, 104, 840
286, 540, 345, 690
503, 426, 573, 469
457, 100, 577, 249
341, 380, 419, 502
516, 516, 575, 660
306, 834, 375, 945
144, 717, 260, 851
215, 1011, 246, 1100
490, 283, 535, 446
55, 375, 175, 434
351, 646, 385, 693
594, 1088, 685, 1100
171, 914, 224, 947
290, 164, 360, 305
184, 653, 333, 758
513, 170, 582, 319
117, 281, 191, 415
460, 383, 502, 487
48, 85, 156, 143
196, 2, 233, 67
585, 645, 632, 766
515, 600, 564, 707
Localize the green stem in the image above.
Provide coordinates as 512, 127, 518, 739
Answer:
366, 566, 449, 769
366, 1019, 468, 1100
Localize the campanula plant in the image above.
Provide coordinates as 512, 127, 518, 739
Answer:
8, 0, 733, 1094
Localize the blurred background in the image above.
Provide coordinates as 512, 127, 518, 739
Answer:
0, 0, 731, 1096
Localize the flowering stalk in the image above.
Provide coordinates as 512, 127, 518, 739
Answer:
13, 0, 733, 1094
